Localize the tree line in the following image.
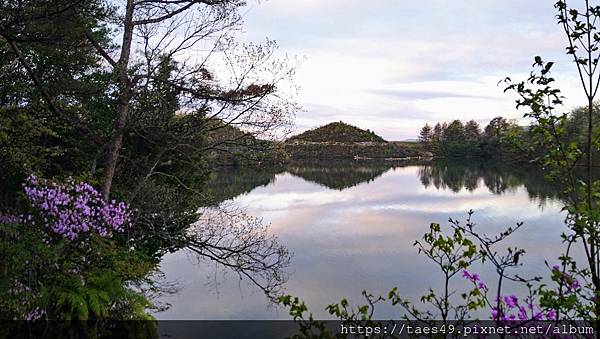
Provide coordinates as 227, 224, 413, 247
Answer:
419, 107, 600, 162
417, 117, 523, 158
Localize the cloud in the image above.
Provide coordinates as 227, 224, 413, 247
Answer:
369, 88, 501, 101
240, 0, 589, 139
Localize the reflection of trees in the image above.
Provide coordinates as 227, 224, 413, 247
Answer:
162, 169, 291, 299
205, 160, 402, 196
285, 160, 396, 190
207, 160, 562, 207
185, 203, 290, 298
419, 161, 483, 193
205, 166, 283, 204
418, 160, 560, 203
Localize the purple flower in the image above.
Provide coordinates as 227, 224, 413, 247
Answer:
25, 308, 45, 321
504, 295, 518, 309
492, 292, 558, 322
22, 175, 131, 240
0, 214, 22, 225
491, 307, 499, 320
518, 306, 528, 320
461, 270, 480, 283
570, 279, 580, 290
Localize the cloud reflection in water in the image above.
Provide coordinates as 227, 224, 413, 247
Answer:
156, 160, 566, 319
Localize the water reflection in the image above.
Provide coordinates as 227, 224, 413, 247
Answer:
205, 160, 401, 203
157, 159, 566, 319
206, 166, 281, 204
418, 160, 559, 204
285, 160, 401, 191
208, 160, 559, 204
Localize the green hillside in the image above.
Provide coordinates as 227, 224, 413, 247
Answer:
287, 121, 387, 143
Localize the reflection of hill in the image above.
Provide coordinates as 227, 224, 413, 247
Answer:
205, 160, 407, 201
418, 160, 560, 203
285, 160, 396, 190
206, 159, 562, 206
205, 166, 282, 204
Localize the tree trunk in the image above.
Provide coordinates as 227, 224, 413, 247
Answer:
101, 0, 135, 200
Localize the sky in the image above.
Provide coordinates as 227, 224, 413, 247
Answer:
239, 0, 589, 140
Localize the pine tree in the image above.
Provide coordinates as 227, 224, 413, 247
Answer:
464, 120, 481, 142
418, 123, 433, 145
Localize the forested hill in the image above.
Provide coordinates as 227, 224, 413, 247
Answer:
287, 121, 387, 143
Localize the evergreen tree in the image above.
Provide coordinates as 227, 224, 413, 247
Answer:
418, 123, 433, 145
442, 120, 465, 143
464, 120, 481, 142
484, 117, 511, 139
432, 122, 443, 145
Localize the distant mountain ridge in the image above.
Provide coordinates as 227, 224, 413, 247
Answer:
287, 121, 387, 143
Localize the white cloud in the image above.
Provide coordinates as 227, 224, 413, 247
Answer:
240, 0, 591, 139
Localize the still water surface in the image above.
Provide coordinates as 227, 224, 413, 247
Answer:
155, 160, 566, 319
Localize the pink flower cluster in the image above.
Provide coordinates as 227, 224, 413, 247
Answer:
22, 175, 131, 240
552, 265, 581, 292
462, 270, 556, 321
491, 294, 556, 321
462, 270, 487, 290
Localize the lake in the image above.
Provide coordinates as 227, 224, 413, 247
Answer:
154, 160, 568, 320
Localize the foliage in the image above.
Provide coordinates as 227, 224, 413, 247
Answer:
418, 123, 432, 147
22, 175, 130, 240
0, 0, 297, 323
203, 122, 289, 166
0, 178, 155, 320
502, 9, 600, 319
287, 121, 387, 143
419, 118, 524, 158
